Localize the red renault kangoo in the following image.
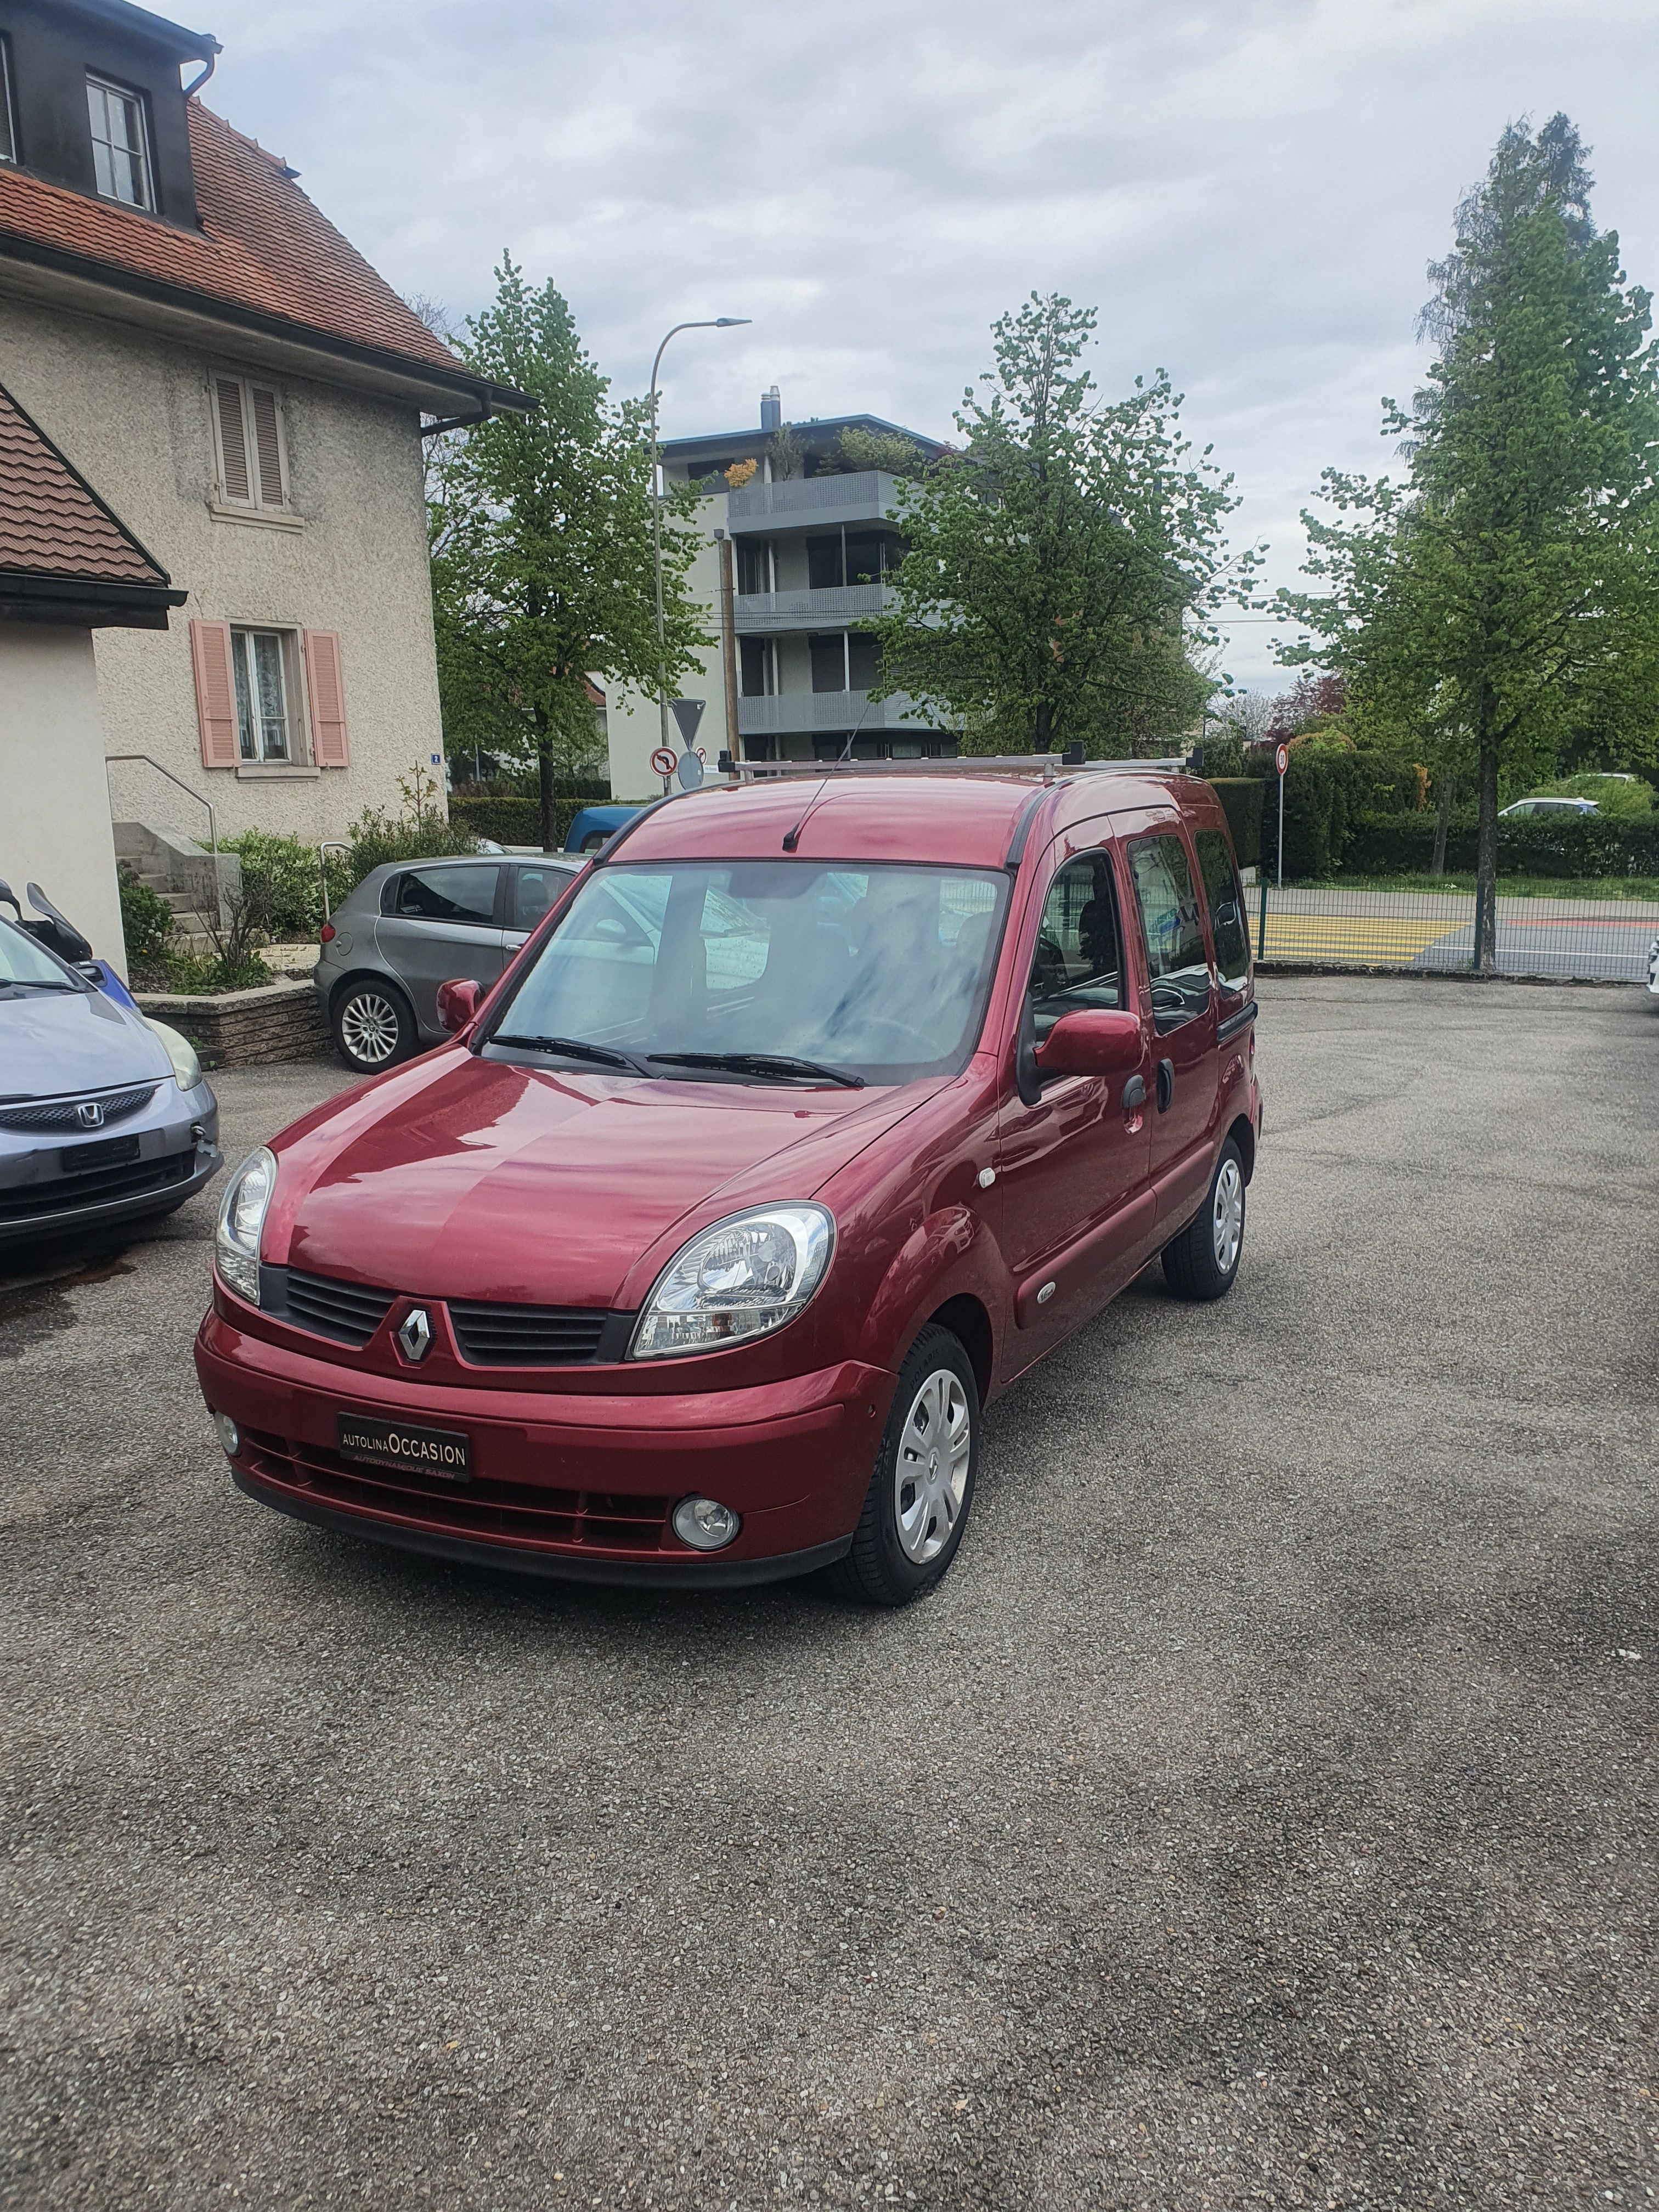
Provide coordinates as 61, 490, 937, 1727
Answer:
196, 758, 1262, 1606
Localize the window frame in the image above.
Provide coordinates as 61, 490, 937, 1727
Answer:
1193, 827, 1252, 1002
86, 72, 155, 211
211, 374, 291, 514
384, 863, 505, 929
229, 626, 304, 764
1024, 845, 1128, 1049
0, 38, 17, 167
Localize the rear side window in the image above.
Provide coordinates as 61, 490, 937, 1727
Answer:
1127, 835, 1210, 1028
392, 864, 499, 925
1027, 851, 1122, 1041
1194, 828, 1250, 997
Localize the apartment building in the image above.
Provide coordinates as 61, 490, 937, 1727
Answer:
605, 391, 953, 798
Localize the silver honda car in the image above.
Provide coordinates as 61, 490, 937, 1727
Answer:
0, 917, 221, 1246
315, 853, 580, 1072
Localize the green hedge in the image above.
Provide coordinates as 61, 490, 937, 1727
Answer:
447, 794, 599, 848
1207, 778, 1263, 870
1345, 809, 1659, 879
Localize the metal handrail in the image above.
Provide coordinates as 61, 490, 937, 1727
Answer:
104, 753, 225, 932
318, 841, 349, 923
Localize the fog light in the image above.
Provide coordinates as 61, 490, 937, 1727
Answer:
214, 1412, 241, 1460
672, 1497, 741, 1551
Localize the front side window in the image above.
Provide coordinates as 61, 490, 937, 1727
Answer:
1027, 850, 1122, 1042
393, 865, 500, 926
231, 629, 293, 761
1194, 828, 1251, 997
87, 76, 154, 210
489, 861, 1009, 1086
1128, 834, 1211, 1029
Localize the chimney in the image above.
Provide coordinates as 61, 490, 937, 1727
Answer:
760, 386, 781, 432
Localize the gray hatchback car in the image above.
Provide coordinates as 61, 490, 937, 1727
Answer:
316, 854, 580, 1071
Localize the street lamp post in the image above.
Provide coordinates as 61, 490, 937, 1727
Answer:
649, 318, 750, 754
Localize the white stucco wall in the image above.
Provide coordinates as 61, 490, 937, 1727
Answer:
0, 626, 127, 976
0, 290, 444, 849
605, 492, 732, 801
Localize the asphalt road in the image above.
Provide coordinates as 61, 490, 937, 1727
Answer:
2, 979, 1656, 2211
1254, 889, 1659, 982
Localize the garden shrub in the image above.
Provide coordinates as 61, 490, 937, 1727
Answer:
117, 865, 177, 972
1207, 778, 1263, 869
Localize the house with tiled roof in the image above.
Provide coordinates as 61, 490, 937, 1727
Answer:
0, 0, 528, 969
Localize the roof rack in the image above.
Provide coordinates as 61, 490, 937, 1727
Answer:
716, 753, 1188, 785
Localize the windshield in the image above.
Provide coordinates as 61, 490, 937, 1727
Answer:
0, 918, 80, 990
487, 861, 1009, 1085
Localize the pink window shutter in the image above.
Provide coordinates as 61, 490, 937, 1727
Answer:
303, 630, 350, 766
189, 619, 239, 767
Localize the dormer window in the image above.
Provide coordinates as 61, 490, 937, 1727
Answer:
86, 75, 154, 210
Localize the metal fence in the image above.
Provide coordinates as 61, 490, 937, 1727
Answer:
1250, 879, 1659, 983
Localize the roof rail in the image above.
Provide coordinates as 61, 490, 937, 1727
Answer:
718, 753, 1188, 785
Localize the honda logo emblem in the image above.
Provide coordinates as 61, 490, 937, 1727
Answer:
395, 1307, 433, 1364
76, 1100, 105, 1129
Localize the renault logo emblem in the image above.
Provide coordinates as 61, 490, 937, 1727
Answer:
76, 1100, 105, 1129
395, 1307, 433, 1364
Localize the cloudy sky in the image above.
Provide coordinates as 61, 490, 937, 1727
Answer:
199, 0, 1655, 689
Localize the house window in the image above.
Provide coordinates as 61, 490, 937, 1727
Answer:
1, 40, 16, 165
86, 76, 154, 210
231, 629, 297, 761
212, 376, 289, 509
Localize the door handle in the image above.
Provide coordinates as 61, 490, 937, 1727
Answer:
1156, 1058, 1175, 1113
1121, 1073, 1146, 1113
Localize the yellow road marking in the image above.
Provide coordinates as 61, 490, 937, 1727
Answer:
1260, 915, 1454, 961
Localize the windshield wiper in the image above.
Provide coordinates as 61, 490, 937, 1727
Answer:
0, 978, 77, 994
492, 1033, 647, 1074
647, 1050, 864, 1090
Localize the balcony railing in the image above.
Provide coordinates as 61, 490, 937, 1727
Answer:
725, 470, 904, 533
734, 583, 890, 633
737, 689, 935, 736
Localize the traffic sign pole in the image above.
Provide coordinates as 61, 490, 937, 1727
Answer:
1274, 741, 1288, 888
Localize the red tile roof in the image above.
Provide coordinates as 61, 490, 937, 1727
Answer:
0, 381, 170, 586
0, 100, 467, 383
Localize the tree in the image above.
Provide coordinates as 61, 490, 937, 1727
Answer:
1278, 117, 1659, 966
428, 257, 708, 848
865, 295, 1259, 756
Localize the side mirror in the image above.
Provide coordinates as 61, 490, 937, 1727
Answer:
1033, 1008, 1143, 1080
436, 977, 482, 1035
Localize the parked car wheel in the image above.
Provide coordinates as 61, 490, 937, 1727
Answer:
1162, 1138, 1245, 1302
332, 979, 416, 1073
830, 1324, 979, 1607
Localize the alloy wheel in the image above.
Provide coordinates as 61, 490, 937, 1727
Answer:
894, 1368, 971, 1565
1212, 1156, 1244, 1275
341, 991, 402, 1066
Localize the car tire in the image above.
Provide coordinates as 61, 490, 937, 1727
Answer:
828, 1323, 979, 1607
1161, 1138, 1246, 1302
332, 978, 417, 1073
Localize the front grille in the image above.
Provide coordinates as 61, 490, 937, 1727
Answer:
244, 1428, 673, 1553
0, 1082, 161, 1132
448, 1299, 613, 1366
275, 1268, 398, 1347
0, 1149, 191, 1221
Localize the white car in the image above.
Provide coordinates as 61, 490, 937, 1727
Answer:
1499, 795, 1599, 818
1647, 936, 1658, 996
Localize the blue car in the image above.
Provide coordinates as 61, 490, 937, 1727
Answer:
0, 913, 221, 1246
563, 805, 642, 857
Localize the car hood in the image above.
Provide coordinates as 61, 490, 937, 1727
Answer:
266, 1048, 942, 1309
0, 987, 172, 1102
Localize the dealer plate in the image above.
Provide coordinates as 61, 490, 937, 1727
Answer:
335, 1412, 471, 1482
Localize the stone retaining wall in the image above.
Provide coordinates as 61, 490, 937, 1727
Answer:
135, 978, 330, 1068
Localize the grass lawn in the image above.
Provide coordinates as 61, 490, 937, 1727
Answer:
1323, 872, 1659, 902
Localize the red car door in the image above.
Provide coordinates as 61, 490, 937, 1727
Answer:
994, 835, 1155, 1376
1123, 825, 1220, 1233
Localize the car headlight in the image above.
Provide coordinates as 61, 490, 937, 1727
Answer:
629, 1204, 834, 1360
214, 1146, 276, 1306
146, 1017, 202, 1092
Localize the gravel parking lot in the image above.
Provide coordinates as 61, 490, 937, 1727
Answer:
2, 977, 1655, 2211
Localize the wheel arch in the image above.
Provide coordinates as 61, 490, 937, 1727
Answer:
1227, 1111, 1256, 1183
328, 967, 409, 1020
922, 1293, 994, 1408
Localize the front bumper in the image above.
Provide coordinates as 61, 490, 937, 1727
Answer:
194, 1311, 890, 1585
0, 1084, 221, 1246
